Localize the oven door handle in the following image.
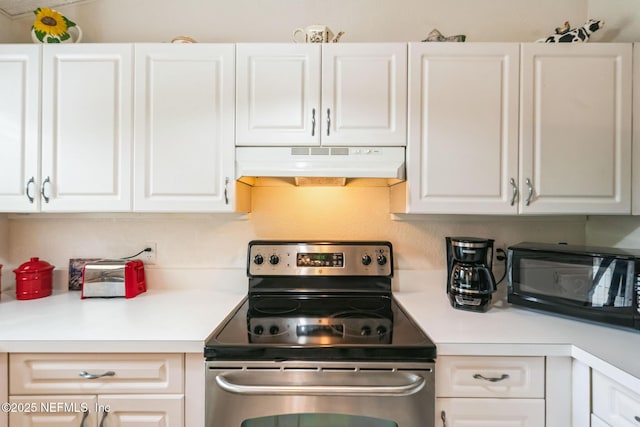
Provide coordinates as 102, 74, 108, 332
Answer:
215, 374, 426, 396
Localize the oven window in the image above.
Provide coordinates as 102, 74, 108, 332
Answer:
242, 413, 397, 427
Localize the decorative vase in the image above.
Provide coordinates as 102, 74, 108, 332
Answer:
31, 7, 82, 43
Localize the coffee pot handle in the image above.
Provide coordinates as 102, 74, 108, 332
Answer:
292, 28, 305, 43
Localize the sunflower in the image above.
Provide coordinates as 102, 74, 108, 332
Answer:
32, 7, 76, 43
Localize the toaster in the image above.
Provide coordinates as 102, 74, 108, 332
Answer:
81, 259, 146, 299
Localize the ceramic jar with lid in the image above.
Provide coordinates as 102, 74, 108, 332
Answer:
14, 257, 55, 300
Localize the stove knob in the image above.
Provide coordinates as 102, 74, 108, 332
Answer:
376, 325, 387, 336
377, 255, 387, 266
269, 255, 280, 265
361, 255, 372, 266
360, 326, 371, 336
253, 325, 264, 335
269, 325, 280, 335
253, 254, 264, 265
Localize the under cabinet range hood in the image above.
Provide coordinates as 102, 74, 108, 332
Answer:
236, 147, 406, 186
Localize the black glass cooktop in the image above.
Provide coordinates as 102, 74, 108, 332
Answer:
204, 295, 436, 362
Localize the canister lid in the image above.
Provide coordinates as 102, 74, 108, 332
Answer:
13, 257, 55, 274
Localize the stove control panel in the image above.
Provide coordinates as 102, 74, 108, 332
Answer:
248, 241, 392, 277
248, 316, 393, 345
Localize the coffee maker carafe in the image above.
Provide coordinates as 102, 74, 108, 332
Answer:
446, 237, 497, 312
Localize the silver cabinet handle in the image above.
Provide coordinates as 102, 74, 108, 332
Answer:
441, 410, 447, 427
26, 177, 35, 203
99, 410, 108, 427
326, 108, 331, 136
80, 410, 89, 427
41, 176, 51, 203
79, 370, 115, 380
473, 373, 510, 382
525, 178, 534, 206
216, 374, 425, 396
509, 177, 518, 206
224, 177, 229, 205
311, 108, 316, 136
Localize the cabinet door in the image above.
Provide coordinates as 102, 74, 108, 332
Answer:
98, 394, 183, 427
404, 43, 519, 214
0, 354, 6, 427
41, 44, 133, 212
633, 43, 640, 215
520, 43, 632, 214
437, 398, 545, 427
592, 370, 640, 427
591, 414, 611, 427
9, 396, 97, 426
134, 44, 236, 212
0, 45, 40, 213
321, 43, 407, 147
236, 43, 321, 146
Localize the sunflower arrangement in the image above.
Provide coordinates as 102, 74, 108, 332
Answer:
32, 7, 77, 43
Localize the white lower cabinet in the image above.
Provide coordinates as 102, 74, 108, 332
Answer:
435, 356, 545, 427
591, 414, 611, 427
592, 369, 640, 427
436, 398, 545, 427
0, 354, 7, 427
8, 353, 184, 427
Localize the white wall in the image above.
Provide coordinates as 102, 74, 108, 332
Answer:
5, 0, 591, 43
6, 187, 586, 291
588, 0, 640, 41
586, 216, 640, 248
0, 13, 10, 42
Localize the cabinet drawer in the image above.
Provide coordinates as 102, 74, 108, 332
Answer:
436, 398, 545, 427
592, 370, 640, 427
9, 353, 183, 394
436, 356, 544, 398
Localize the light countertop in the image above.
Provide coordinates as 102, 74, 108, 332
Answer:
0, 269, 638, 391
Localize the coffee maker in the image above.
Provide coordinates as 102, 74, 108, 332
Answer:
446, 237, 497, 312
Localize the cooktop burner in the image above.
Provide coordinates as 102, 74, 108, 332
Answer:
204, 241, 436, 362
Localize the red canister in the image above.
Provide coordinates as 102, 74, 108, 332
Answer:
14, 257, 55, 300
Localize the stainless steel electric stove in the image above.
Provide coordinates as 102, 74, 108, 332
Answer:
204, 241, 436, 427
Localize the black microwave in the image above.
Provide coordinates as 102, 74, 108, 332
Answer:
508, 242, 640, 330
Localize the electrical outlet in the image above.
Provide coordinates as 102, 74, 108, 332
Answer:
142, 242, 157, 265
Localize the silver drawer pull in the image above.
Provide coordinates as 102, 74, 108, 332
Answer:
525, 177, 533, 206
473, 373, 509, 383
79, 370, 115, 380
26, 177, 35, 203
509, 177, 518, 206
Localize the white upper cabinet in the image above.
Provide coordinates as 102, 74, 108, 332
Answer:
0, 45, 40, 213
236, 43, 407, 147
134, 44, 237, 212
394, 42, 632, 215
396, 43, 519, 214
633, 43, 640, 215
41, 44, 133, 212
236, 43, 321, 146
520, 43, 632, 214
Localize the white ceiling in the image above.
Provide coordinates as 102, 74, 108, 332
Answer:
0, 0, 84, 17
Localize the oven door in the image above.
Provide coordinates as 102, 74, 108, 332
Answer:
206, 361, 435, 427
